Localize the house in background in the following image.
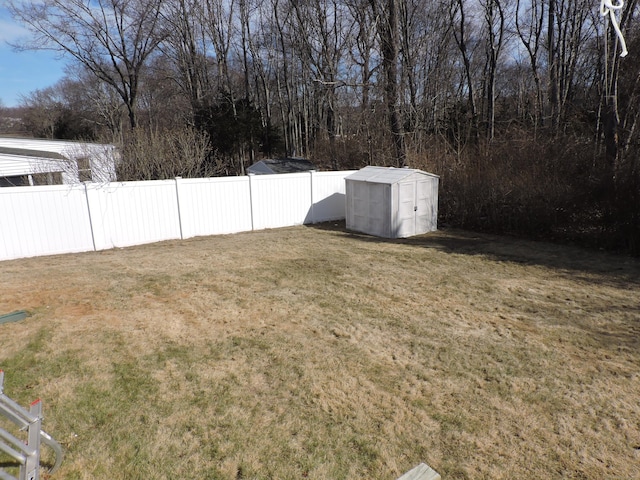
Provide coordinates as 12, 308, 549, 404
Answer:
0, 138, 118, 187
247, 157, 316, 175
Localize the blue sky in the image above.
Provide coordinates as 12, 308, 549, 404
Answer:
0, 5, 68, 107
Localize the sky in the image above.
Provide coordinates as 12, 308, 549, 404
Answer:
0, 5, 68, 108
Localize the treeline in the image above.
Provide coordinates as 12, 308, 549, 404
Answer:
6, 0, 640, 254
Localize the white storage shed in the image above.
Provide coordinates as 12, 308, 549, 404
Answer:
345, 166, 439, 238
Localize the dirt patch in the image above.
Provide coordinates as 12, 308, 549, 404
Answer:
1, 224, 639, 479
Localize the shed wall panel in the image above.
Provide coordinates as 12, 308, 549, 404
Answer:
346, 180, 392, 237
368, 183, 390, 237
347, 181, 367, 234
352, 181, 368, 231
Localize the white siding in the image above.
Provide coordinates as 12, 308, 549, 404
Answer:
0, 138, 117, 183
0, 155, 64, 177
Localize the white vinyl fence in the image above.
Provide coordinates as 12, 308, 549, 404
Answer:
0, 170, 355, 261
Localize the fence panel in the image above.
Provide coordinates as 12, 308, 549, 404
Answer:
1, 171, 356, 262
87, 180, 181, 250
0, 184, 94, 261
308, 171, 356, 223
177, 177, 252, 238
250, 173, 312, 230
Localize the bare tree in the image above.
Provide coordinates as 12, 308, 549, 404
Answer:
117, 126, 214, 180
344, 0, 379, 164
202, 0, 237, 94
78, 72, 126, 140
369, 0, 407, 166
547, 0, 592, 131
516, 0, 545, 129
481, 0, 505, 141
449, 0, 480, 142
290, 0, 353, 168
19, 88, 61, 139
245, 0, 277, 130
617, 3, 640, 157
8, 0, 167, 129
346, 0, 377, 116
270, 0, 300, 156
398, 0, 457, 149
160, 0, 212, 115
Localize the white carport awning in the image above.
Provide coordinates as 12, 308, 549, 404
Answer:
0, 154, 64, 177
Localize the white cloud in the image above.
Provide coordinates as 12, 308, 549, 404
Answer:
0, 22, 29, 44
0, 8, 30, 44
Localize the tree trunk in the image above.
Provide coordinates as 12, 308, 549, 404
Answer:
370, 0, 406, 166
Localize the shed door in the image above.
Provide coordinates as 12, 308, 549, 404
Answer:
415, 179, 435, 233
397, 181, 416, 237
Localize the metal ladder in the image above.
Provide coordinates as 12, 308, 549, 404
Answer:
0, 371, 63, 480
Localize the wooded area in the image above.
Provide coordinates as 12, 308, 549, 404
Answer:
5, 0, 640, 254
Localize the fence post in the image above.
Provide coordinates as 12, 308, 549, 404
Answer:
174, 177, 184, 240
83, 182, 97, 252
248, 174, 255, 231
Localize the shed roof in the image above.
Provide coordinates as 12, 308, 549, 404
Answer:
0, 146, 66, 160
247, 158, 316, 175
345, 166, 438, 184
0, 137, 115, 159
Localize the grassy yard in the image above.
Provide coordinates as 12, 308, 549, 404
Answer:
1, 224, 639, 479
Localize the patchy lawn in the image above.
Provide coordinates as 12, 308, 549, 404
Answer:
1, 223, 639, 479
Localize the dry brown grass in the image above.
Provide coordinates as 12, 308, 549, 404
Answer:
1, 224, 639, 479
